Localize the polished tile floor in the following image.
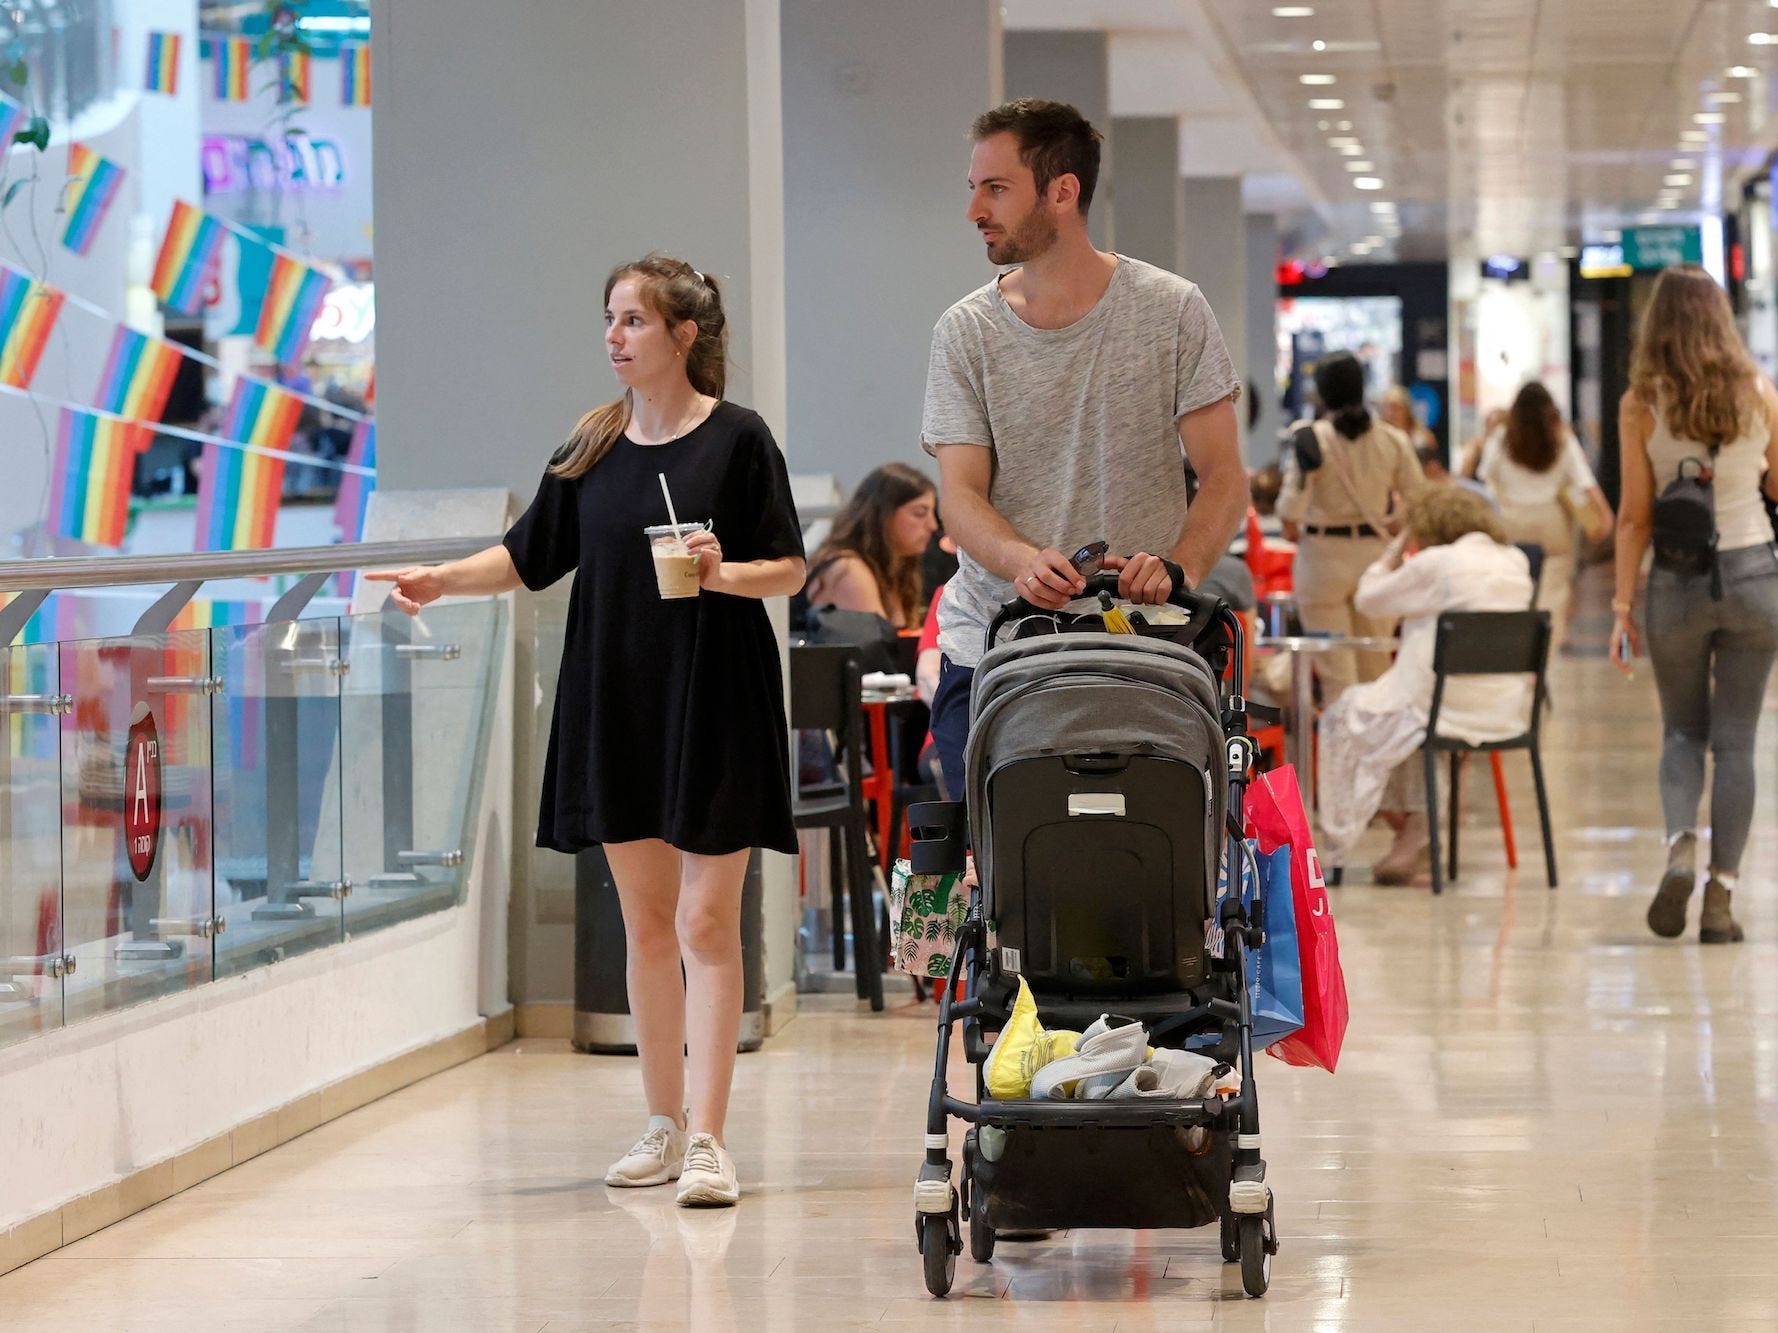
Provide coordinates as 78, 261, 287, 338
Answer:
4, 653, 1778, 1330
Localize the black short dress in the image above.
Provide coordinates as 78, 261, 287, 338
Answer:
503, 400, 805, 856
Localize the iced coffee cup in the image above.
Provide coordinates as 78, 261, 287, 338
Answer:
645, 523, 705, 599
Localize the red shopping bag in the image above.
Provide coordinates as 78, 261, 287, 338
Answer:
1246, 765, 1348, 1072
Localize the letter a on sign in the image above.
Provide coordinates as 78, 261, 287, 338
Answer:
124, 702, 163, 882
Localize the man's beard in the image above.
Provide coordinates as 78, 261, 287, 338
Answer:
982, 206, 1057, 265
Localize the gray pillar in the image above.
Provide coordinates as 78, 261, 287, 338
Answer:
1110, 116, 1182, 275
1003, 30, 1112, 249
1179, 176, 1247, 455
1245, 213, 1282, 463
781, 0, 1000, 488
372, 0, 798, 1021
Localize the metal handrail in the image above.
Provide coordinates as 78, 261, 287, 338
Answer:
0, 537, 503, 593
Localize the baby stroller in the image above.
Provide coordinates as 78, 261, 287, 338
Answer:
906, 572, 1278, 1298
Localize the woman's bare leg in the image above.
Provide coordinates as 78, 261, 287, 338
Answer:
678, 848, 750, 1143
604, 839, 687, 1127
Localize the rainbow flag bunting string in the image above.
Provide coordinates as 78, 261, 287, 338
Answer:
281, 48, 311, 105
61, 143, 126, 257
94, 326, 185, 422
151, 199, 226, 315
341, 43, 370, 107
45, 406, 148, 548
194, 380, 301, 550
145, 32, 180, 95
255, 252, 330, 366
0, 267, 64, 388
212, 36, 251, 101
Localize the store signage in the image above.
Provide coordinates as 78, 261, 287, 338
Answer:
201, 133, 346, 195
124, 704, 163, 883
1621, 226, 1702, 271
1579, 244, 1632, 279
312, 282, 374, 344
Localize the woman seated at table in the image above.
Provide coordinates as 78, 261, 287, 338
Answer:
804, 463, 938, 629
1317, 485, 1536, 885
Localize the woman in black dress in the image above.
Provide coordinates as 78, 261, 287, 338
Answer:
370, 255, 805, 1208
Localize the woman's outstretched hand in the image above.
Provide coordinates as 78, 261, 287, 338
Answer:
365, 566, 444, 615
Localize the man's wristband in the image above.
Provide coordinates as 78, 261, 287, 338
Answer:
1161, 558, 1189, 593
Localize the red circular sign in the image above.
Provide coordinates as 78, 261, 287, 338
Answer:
125, 704, 163, 883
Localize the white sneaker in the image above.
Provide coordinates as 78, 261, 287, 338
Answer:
675, 1132, 740, 1207
604, 1115, 686, 1187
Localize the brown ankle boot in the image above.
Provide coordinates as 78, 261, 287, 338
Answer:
1699, 877, 1745, 944
1646, 833, 1697, 939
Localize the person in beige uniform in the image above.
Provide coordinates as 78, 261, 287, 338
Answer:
1278, 351, 1426, 702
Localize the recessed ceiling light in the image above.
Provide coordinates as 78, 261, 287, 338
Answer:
1669, 157, 1693, 168
1369, 201, 1396, 213
1664, 174, 1693, 186
1727, 65, 1759, 78
1328, 136, 1360, 146
1308, 98, 1345, 110
1748, 33, 1778, 45
1336, 144, 1365, 155
1694, 111, 1726, 123
1300, 73, 1337, 85
1709, 90, 1743, 104
1337, 120, 1353, 130
1272, 6, 1315, 16
1681, 130, 1709, 142
1316, 119, 1331, 130
1354, 177, 1384, 190
1345, 160, 1375, 172
1312, 40, 1327, 52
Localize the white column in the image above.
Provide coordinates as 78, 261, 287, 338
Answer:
1180, 177, 1248, 454
1003, 29, 1112, 249
780, 0, 1000, 488
1245, 213, 1282, 462
1110, 116, 1181, 274
373, 0, 797, 1023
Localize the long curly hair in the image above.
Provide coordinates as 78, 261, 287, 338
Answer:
551, 254, 727, 479
811, 463, 934, 627
1630, 264, 1763, 450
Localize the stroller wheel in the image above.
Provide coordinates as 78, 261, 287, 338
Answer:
968, 1192, 995, 1263
1238, 1205, 1276, 1298
920, 1211, 957, 1296
1219, 1209, 1240, 1264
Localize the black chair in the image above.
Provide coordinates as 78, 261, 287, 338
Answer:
790, 643, 884, 1011
1422, 610, 1556, 896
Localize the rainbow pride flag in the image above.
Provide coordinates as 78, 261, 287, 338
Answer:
61, 142, 126, 256
0, 267, 64, 389
145, 32, 180, 95
0, 93, 26, 153
95, 326, 185, 421
194, 381, 300, 550
4, 627, 64, 758
332, 419, 375, 543
281, 48, 310, 105
45, 406, 148, 548
255, 252, 329, 366
341, 44, 370, 107
212, 36, 250, 101
151, 200, 227, 315
175, 604, 268, 770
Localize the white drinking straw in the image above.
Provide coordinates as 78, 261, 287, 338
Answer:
658, 472, 681, 540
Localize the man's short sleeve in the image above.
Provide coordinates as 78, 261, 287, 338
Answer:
921, 311, 991, 455
1174, 285, 1241, 420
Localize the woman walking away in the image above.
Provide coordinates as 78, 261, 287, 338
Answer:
1612, 264, 1778, 944
1475, 381, 1614, 652
370, 254, 806, 1202
1278, 350, 1427, 703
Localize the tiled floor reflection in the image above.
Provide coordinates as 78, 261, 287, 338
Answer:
4, 655, 1778, 1330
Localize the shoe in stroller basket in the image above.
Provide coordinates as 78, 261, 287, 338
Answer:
906, 573, 1279, 1298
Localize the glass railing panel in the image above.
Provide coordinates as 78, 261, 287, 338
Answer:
211, 618, 346, 978
2, 642, 68, 1049
338, 601, 505, 936
61, 630, 217, 1022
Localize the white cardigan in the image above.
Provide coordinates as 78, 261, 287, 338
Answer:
1317, 533, 1535, 854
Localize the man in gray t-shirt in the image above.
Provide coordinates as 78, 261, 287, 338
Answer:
921, 98, 1247, 798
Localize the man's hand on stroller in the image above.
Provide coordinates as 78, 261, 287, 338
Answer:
1012, 546, 1086, 610
1104, 551, 1177, 604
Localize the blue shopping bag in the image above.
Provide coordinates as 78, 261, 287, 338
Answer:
1244, 841, 1305, 1050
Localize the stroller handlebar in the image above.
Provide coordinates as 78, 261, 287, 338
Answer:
986, 568, 1229, 651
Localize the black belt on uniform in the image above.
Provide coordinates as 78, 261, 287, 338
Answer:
1304, 523, 1380, 538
